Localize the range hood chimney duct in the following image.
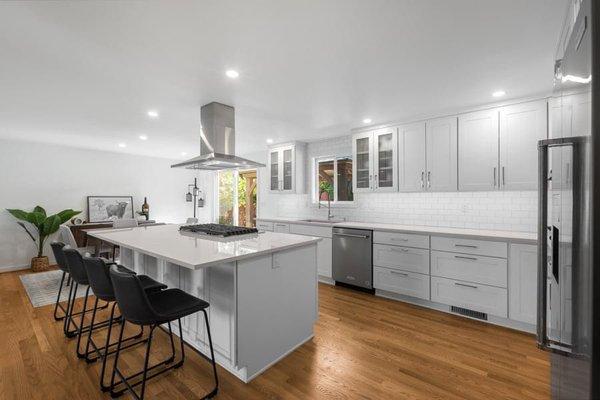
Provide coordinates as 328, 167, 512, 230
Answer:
171, 102, 265, 170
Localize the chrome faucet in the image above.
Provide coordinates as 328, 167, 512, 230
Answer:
318, 190, 334, 220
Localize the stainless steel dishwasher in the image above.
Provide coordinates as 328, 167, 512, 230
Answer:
332, 227, 373, 290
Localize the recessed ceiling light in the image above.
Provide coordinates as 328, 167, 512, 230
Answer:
139, 135, 148, 140
363, 118, 372, 124
118, 143, 127, 148
181, 152, 187, 156
226, 70, 239, 79
492, 90, 506, 98
266, 138, 274, 144
147, 110, 159, 118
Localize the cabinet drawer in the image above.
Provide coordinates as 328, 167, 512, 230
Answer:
273, 223, 290, 233
289, 223, 332, 238
256, 221, 274, 231
374, 231, 429, 249
374, 267, 430, 300
430, 276, 507, 317
373, 244, 429, 274
431, 236, 507, 258
431, 250, 507, 287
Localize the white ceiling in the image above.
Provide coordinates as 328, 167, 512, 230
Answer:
0, 0, 568, 159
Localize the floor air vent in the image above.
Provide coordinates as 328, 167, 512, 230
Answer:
451, 306, 488, 321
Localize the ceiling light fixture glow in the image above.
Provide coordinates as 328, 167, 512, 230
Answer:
181, 152, 187, 156
362, 118, 372, 124
118, 143, 127, 148
561, 74, 592, 84
266, 138, 274, 144
492, 90, 506, 98
226, 70, 239, 79
147, 110, 159, 118
139, 135, 148, 140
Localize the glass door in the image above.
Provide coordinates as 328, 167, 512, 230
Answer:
269, 150, 279, 191
353, 133, 372, 192
374, 128, 397, 191
282, 148, 293, 191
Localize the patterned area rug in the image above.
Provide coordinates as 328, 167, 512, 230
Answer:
20, 270, 88, 308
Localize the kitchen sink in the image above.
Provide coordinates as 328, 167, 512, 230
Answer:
300, 219, 344, 224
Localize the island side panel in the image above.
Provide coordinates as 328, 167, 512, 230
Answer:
236, 243, 318, 381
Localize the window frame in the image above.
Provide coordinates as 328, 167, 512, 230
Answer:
312, 155, 355, 205
215, 168, 260, 226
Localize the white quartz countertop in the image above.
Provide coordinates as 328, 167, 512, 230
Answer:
257, 217, 537, 243
87, 224, 321, 269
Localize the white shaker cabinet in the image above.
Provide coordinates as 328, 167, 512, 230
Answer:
499, 100, 547, 190
426, 116, 458, 191
458, 109, 500, 191
268, 142, 306, 194
508, 244, 538, 325
352, 127, 398, 192
398, 122, 426, 192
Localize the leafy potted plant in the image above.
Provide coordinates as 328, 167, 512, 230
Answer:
6, 206, 81, 272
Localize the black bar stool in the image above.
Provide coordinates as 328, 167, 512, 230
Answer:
109, 266, 219, 400
50, 242, 109, 323
63, 248, 123, 353
81, 256, 166, 392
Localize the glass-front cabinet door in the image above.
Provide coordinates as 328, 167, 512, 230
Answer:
282, 147, 294, 192
269, 150, 280, 191
374, 127, 398, 191
352, 132, 373, 192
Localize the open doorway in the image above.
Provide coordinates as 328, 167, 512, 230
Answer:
217, 169, 258, 227
238, 170, 257, 227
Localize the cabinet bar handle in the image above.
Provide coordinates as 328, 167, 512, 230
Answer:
390, 271, 409, 277
427, 171, 431, 189
454, 255, 478, 261
391, 248, 410, 253
454, 244, 478, 248
420, 171, 424, 189
454, 282, 478, 289
493, 167, 497, 187
390, 237, 409, 242
502, 166, 505, 186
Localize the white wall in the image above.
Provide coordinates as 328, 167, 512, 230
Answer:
255, 135, 538, 233
0, 139, 214, 271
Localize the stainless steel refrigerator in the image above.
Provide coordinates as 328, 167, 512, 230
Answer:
537, 0, 598, 398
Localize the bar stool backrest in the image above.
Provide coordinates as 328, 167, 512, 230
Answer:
63, 248, 89, 284
109, 266, 157, 325
50, 241, 69, 273
82, 256, 115, 301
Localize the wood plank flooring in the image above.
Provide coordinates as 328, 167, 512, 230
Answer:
0, 268, 549, 399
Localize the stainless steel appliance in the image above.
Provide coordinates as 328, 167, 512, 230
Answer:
538, 1, 598, 398
332, 227, 373, 290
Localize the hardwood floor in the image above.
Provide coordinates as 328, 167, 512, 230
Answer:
0, 268, 549, 400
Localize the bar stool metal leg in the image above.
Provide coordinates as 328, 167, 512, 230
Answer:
201, 311, 219, 399
53, 271, 68, 321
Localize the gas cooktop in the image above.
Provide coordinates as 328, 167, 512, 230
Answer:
179, 223, 258, 237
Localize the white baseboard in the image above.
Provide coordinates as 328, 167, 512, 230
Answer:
0, 264, 29, 273
318, 275, 335, 285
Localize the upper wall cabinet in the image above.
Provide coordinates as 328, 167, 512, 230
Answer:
458, 109, 499, 191
549, 92, 592, 139
458, 100, 547, 191
352, 127, 398, 192
268, 142, 306, 194
499, 100, 548, 190
426, 117, 458, 191
398, 123, 426, 191
397, 117, 457, 192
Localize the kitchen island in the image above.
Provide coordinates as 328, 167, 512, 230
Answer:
87, 224, 321, 383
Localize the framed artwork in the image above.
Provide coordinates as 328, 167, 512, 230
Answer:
87, 196, 134, 223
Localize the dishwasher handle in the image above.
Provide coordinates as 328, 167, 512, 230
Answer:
333, 233, 370, 239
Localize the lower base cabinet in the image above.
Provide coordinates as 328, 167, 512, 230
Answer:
508, 244, 538, 324
317, 238, 333, 278
373, 266, 430, 300
430, 276, 508, 318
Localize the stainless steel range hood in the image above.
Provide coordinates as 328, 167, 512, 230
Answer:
171, 102, 265, 170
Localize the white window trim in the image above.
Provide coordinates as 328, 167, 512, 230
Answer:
312, 156, 356, 207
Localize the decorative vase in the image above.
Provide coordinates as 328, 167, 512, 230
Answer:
31, 256, 49, 272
